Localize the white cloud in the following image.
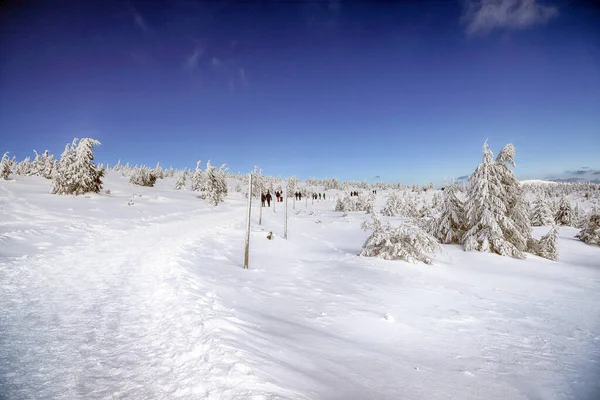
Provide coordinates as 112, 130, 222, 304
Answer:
183, 49, 203, 72
132, 10, 148, 34
462, 0, 558, 36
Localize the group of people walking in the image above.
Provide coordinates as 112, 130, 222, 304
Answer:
260, 190, 327, 207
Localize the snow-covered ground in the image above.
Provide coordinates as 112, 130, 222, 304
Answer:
1, 172, 600, 399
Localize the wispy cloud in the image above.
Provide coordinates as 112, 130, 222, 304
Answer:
127, 2, 149, 35
462, 0, 558, 36
238, 68, 248, 87
569, 170, 588, 176
183, 48, 203, 72
566, 169, 600, 176
457, 175, 469, 181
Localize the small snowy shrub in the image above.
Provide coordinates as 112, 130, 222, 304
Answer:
335, 194, 373, 214
360, 214, 440, 264
129, 166, 157, 187
576, 214, 600, 246
528, 225, 559, 261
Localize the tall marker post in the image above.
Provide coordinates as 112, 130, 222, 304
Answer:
258, 191, 263, 225
284, 186, 288, 240
244, 173, 252, 269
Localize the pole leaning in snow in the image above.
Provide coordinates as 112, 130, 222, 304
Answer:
258, 190, 263, 225
284, 185, 288, 240
244, 173, 252, 269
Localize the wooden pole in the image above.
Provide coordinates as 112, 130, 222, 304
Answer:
259, 191, 263, 225
244, 173, 252, 269
284, 186, 288, 240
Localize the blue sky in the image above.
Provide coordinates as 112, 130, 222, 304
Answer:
1, 0, 599, 185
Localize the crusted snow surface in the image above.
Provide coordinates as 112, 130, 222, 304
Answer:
1, 173, 599, 399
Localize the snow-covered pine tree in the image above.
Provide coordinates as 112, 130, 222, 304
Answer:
67, 138, 103, 194
576, 213, 600, 246
286, 176, 298, 198
554, 197, 573, 226
462, 142, 524, 258
199, 161, 228, 206
381, 191, 403, 216
359, 214, 440, 264
51, 140, 78, 194
57, 138, 102, 194
529, 225, 559, 260
575, 205, 589, 229
494, 144, 530, 252
175, 171, 186, 190
252, 166, 266, 199
1, 152, 11, 179
572, 204, 581, 227
428, 180, 465, 244
334, 194, 352, 215
531, 197, 554, 227
42, 150, 56, 179
190, 160, 203, 191
16, 157, 32, 176
154, 162, 164, 179
364, 193, 375, 214
31, 150, 42, 176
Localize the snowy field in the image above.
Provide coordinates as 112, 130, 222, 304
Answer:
1, 172, 600, 400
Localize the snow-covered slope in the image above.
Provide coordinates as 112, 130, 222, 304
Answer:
520, 179, 559, 185
1, 172, 599, 399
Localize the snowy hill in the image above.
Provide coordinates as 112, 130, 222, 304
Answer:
1, 171, 600, 399
520, 179, 559, 185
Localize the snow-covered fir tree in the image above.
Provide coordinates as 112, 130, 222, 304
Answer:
572, 204, 582, 228
252, 166, 266, 199
1, 152, 11, 180
52, 138, 103, 195
175, 171, 186, 190
129, 166, 157, 187
286, 176, 298, 198
531, 197, 554, 227
198, 161, 228, 206
154, 162, 164, 179
31, 150, 42, 176
381, 191, 403, 216
51, 140, 77, 194
428, 180, 465, 244
17, 157, 32, 176
43, 151, 56, 179
462, 142, 525, 259
576, 213, 600, 246
554, 197, 573, 226
190, 160, 203, 192
69, 138, 103, 194
359, 214, 440, 264
529, 225, 559, 261
32, 150, 56, 179
494, 144, 530, 253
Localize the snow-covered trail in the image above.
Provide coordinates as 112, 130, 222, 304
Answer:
2, 175, 600, 399
0, 203, 293, 399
